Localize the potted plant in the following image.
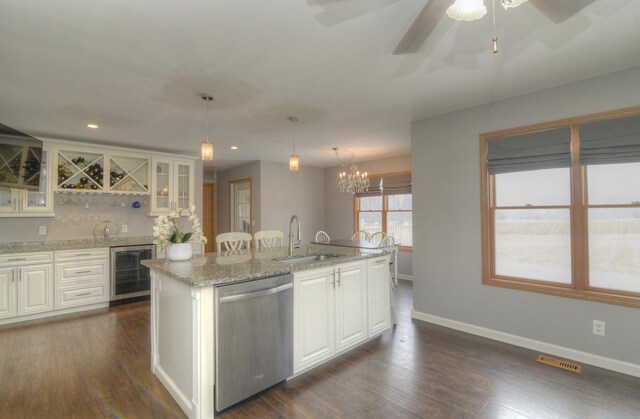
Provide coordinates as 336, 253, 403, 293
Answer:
153, 204, 207, 261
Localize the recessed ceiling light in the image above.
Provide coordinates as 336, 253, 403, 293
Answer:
230, 146, 238, 150
87, 123, 98, 129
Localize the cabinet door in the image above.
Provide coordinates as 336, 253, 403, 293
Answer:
151, 158, 173, 214
293, 268, 335, 374
368, 257, 391, 336
173, 159, 194, 212
17, 264, 53, 315
335, 262, 368, 353
0, 268, 17, 319
21, 149, 53, 214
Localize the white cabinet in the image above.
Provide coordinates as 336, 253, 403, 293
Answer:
54, 248, 109, 309
334, 263, 368, 352
0, 149, 54, 217
0, 257, 54, 320
368, 257, 392, 336
18, 264, 54, 315
294, 267, 335, 372
293, 261, 367, 374
150, 158, 194, 215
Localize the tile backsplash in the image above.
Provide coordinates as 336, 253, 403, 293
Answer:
0, 194, 155, 243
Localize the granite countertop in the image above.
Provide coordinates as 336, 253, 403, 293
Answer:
141, 244, 387, 288
0, 236, 155, 254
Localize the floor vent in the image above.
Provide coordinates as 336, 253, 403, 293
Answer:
537, 355, 582, 374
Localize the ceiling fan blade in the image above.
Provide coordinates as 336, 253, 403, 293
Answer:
393, 0, 450, 55
530, 0, 596, 23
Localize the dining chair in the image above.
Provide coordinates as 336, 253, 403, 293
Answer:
369, 231, 389, 243
315, 231, 330, 243
351, 230, 371, 241
216, 232, 252, 252
253, 230, 285, 249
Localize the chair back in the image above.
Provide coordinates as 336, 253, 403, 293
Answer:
216, 232, 252, 252
315, 231, 330, 243
253, 230, 285, 249
369, 231, 389, 243
377, 235, 395, 249
351, 230, 371, 241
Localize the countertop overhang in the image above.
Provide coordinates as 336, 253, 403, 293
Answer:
0, 236, 155, 254
141, 244, 387, 287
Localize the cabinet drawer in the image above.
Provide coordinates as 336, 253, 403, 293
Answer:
0, 252, 53, 267
54, 248, 109, 262
55, 283, 108, 309
55, 260, 109, 285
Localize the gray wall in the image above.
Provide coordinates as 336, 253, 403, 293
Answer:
216, 161, 261, 234
260, 161, 325, 247
324, 154, 413, 276
412, 66, 640, 365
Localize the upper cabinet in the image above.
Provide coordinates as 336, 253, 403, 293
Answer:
55, 147, 150, 195
149, 158, 194, 215
0, 147, 54, 217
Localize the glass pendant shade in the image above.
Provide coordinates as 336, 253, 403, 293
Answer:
201, 141, 214, 161
289, 154, 299, 171
501, 0, 528, 9
447, 0, 487, 21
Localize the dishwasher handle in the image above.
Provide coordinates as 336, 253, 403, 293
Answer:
219, 282, 293, 304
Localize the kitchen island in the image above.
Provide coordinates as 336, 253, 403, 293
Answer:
141, 244, 391, 419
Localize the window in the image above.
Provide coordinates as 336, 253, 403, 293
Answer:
355, 171, 412, 249
481, 108, 640, 307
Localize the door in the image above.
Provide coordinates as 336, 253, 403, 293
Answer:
21, 149, 51, 213
0, 267, 17, 319
18, 264, 53, 315
173, 159, 194, 212
203, 182, 216, 253
368, 257, 391, 336
335, 262, 368, 352
293, 267, 335, 373
151, 158, 173, 214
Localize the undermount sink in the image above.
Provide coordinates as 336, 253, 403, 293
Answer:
276, 253, 342, 264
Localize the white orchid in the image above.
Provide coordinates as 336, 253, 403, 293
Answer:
152, 204, 208, 251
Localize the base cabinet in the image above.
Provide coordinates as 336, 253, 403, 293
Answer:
0, 267, 17, 319
0, 263, 54, 319
294, 259, 383, 375
368, 257, 392, 336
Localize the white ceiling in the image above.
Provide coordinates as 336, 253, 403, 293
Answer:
1, 0, 639, 170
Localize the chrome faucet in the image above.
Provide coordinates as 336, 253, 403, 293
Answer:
288, 215, 302, 256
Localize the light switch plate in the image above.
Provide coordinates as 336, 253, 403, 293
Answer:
121, 224, 128, 233
38, 226, 46, 235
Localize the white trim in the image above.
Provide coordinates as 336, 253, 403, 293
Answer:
411, 310, 640, 379
155, 364, 193, 417
42, 137, 198, 160
0, 302, 109, 326
397, 274, 413, 281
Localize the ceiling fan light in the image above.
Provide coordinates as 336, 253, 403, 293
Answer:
446, 0, 487, 21
500, 0, 528, 9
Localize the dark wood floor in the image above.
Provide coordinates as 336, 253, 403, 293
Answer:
2, 282, 640, 418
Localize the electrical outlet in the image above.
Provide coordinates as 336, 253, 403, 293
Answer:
121, 224, 128, 233
38, 226, 46, 235
593, 320, 605, 336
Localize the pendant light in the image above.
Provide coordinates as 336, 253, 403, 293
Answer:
201, 95, 214, 161
288, 116, 299, 171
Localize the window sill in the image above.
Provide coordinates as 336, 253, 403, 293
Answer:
483, 276, 640, 308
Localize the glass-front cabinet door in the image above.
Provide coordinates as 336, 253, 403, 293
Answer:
22, 149, 50, 212
0, 147, 53, 216
151, 158, 173, 214
175, 160, 193, 212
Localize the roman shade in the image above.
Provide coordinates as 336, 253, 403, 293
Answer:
355, 174, 382, 197
354, 172, 412, 197
487, 127, 572, 175
579, 114, 640, 166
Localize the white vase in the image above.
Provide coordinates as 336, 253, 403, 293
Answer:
167, 243, 193, 261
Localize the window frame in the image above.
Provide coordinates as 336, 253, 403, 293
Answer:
480, 106, 640, 308
354, 171, 413, 252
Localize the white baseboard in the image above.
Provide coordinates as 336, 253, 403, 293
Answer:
411, 310, 640, 379
155, 364, 193, 416
397, 274, 413, 281
0, 302, 109, 326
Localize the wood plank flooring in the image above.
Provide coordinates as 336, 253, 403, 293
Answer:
2, 281, 640, 418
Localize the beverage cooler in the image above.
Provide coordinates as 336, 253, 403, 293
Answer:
110, 244, 156, 301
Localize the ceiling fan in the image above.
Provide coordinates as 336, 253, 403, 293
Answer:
392, 0, 596, 54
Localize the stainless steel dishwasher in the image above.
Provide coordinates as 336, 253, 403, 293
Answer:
215, 273, 293, 412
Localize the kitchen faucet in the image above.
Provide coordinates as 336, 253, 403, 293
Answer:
288, 215, 302, 256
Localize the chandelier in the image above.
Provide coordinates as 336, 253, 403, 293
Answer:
333, 147, 369, 194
